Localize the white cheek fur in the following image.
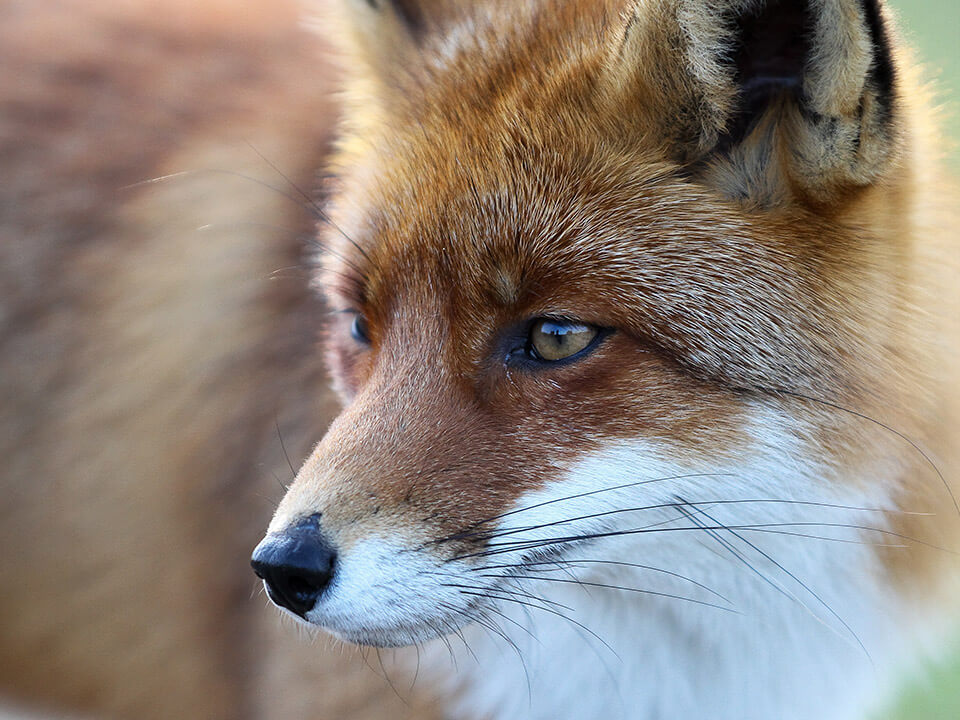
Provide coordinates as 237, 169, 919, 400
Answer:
428, 407, 917, 720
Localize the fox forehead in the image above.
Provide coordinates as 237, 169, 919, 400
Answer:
323, 128, 870, 396
318, 0, 894, 396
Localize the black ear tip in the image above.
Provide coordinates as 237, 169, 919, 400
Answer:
365, 0, 425, 34
860, 0, 896, 98
713, 0, 897, 157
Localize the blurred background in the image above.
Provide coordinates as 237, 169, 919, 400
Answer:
897, 0, 960, 167
0, 1, 956, 718
879, 5, 960, 718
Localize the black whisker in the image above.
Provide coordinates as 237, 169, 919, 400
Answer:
475, 559, 731, 603
244, 140, 373, 266
304, 236, 370, 285
450, 518, 953, 562
446, 601, 533, 699
674, 502, 802, 614
738, 527, 907, 547
481, 574, 736, 613
456, 589, 620, 661
431, 472, 737, 546
769, 388, 958, 519
275, 420, 297, 481
453, 497, 916, 546
683, 499, 872, 662
374, 647, 408, 706
439, 581, 575, 613
409, 642, 421, 693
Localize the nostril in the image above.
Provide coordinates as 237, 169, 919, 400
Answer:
287, 574, 317, 597
281, 570, 331, 609
250, 516, 337, 619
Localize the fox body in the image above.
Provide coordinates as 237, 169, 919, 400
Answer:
0, 2, 441, 718
253, 1, 960, 719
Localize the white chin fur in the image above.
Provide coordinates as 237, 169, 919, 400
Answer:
297, 536, 480, 647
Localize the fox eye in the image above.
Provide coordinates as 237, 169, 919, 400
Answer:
351, 314, 371, 344
527, 319, 599, 362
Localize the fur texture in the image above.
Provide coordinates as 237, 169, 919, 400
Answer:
3, 1, 957, 719
0, 1, 439, 718
262, 1, 960, 719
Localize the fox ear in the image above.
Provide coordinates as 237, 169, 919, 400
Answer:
612, 0, 899, 204
362, 0, 426, 34
326, 0, 453, 80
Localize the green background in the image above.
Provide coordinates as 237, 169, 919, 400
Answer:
895, 0, 960, 167
879, 4, 958, 719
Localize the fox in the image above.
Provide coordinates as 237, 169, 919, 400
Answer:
251, 0, 960, 719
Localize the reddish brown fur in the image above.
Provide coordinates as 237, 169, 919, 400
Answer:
275, 3, 959, 602
4, 0, 957, 718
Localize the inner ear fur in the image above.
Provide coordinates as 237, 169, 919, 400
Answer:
613, 0, 900, 205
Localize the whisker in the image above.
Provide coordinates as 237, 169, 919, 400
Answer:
767, 388, 958, 519
456, 589, 620, 660
193, 221, 303, 237
481, 574, 736, 613
244, 140, 373, 266
681, 499, 872, 662
374, 648, 408, 706
439, 581, 575, 612
479, 603, 541, 645
409, 642, 421, 692
451, 518, 954, 562
122, 168, 312, 214
275, 420, 297, 481
304, 236, 370, 284
431, 472, 737, 546
674, 502, 807, 611
448, 601, 533, 699
738, 527, 908, 547
474, 559, 731, 603
434, 620, 460, 671
122, 166, 372, 281
455, 497, 919, 545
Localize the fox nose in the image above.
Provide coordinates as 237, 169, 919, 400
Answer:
251, 514, 336, 618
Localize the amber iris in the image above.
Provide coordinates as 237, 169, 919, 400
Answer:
528, 319, 598, 361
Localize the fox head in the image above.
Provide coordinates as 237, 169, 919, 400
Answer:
252, 0, 955, 657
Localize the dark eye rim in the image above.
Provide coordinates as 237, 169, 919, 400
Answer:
508, 316, 610, 369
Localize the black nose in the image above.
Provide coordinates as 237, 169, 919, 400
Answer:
251, 514, 336, 618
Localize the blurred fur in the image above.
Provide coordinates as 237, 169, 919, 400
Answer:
0, 1, 439, 718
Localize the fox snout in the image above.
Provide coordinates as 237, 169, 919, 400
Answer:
251, 514, 337, 619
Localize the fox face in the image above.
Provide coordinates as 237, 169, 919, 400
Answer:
254, 1, 957, 716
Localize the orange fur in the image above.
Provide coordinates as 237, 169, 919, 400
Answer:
285, 0, 958, 557
268, 1, 959, 717
3, 0, 957, 718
